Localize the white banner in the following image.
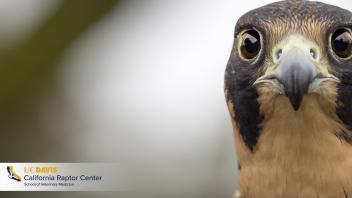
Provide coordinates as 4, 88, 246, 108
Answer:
0, 163, 129, 191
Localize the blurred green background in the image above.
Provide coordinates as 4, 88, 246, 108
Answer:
0, 1, 237, 197
0, 1, 238, 197
0, 0, 120, 161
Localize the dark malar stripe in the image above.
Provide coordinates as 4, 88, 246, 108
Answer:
336, 73, 352, 144
225, 61, 263, 151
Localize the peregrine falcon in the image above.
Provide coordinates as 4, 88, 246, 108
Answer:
224, 0, 352, 197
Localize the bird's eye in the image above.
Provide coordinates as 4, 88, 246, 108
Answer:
239, 30, 261, 60
331, 28, 352, 59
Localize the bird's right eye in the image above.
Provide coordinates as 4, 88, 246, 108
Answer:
331, 28, 352, 59
239, 30, 261, 60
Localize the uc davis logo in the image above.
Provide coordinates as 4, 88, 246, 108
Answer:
7, 166, 21, 182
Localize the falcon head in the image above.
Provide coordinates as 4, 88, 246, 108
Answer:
225, 0, 352, 151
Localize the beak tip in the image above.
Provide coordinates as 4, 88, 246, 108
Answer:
292, 104, 300, 111
288, 94, 303, 111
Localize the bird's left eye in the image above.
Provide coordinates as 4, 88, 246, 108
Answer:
239, 30, 261, 60
331, 28, 352, 59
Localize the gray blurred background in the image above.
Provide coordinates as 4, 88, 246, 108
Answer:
0, 0, 351, 197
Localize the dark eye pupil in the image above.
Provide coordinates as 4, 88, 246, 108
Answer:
332, 29, 352, 58
240, 30, 261, 60
244, 36, 259, 54
334, 33, 350, 52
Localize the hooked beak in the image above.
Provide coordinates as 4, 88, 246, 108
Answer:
254, 46, 339, 111
276, 48, 316, 110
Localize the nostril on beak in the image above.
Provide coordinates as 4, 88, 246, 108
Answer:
310, 48, 318, 60
275, 49, 283, 61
